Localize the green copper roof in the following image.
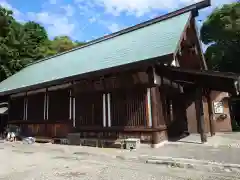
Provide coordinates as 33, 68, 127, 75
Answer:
0, 12, 191, 94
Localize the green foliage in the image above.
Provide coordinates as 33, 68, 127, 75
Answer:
23, 21, 48, 44
39, 36, 85, 58
51, 36, 77, 53
49, 36, 85, 54
0, 7, 17, 80
0, 6, 86, 82
200, 2, 240, 73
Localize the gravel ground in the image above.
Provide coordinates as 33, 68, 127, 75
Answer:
0, 142, 238, 180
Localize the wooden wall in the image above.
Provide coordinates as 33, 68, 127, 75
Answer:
185, 90, 232, 134
210, 91, 232, 132
75, 92, 103, 127
8, 88, 72, 138
111, 87, 146, 127
9, 96, 25, 121
12, 123, 71, 138
27, 93, 44, 121
48, 89, 69, 121
6, 69, 169, 144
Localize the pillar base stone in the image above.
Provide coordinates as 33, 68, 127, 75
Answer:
151, 140, 168, 148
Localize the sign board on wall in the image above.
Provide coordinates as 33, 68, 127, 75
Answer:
213, 101, 224, 114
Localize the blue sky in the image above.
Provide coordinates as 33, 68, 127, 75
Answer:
0, 0, 237, 43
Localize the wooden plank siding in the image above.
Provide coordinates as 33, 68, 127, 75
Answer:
27, 93, 44, 121
74, 92, 103, 127
48, 89, 70, 121
9, 96, 25, 121
8, 88, 72, 138
6, 69, 169, 144
110, 87, 147, 127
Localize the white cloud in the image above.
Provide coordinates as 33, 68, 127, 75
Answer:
27, 12, 75, 37
149, 13, 158, 19
211, 0, 237, 7
0, 0, 24, 21
75, 1, 99, 17
0, 0, 77, 38
0, 0, 236, 41
73, 0, 236, 34
89, 17, 97, 23
0, 0, 13, 10
107, 23, 124, 32
74, 0, 236, 18
49, 0, 57, 5
96, 0, 195, 17
197, 0, 237, 22
61, 4, 75, 17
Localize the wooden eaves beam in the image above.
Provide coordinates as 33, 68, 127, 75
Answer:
156, 65, 240, 95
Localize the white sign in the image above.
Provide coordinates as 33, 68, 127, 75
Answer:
213, 101, 224, 114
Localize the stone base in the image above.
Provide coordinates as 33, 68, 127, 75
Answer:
151, 140, 168, 148
151, 130, 168, 148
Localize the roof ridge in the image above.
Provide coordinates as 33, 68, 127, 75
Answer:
26, 0, 210, 67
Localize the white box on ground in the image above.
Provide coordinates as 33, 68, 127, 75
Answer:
125, 138, 140, 150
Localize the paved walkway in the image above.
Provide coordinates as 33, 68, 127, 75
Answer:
62, 133, 240, 165
131, 133, 240, 164
1, 142, 238, 180
3, 132, 240, 165
135, 133, 240, 163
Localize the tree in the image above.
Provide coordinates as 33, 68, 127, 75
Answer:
0, 6, 49, 81
0, 6, 16, 80
51, 36, 75, 53
39, 39, 57, 58
75, 40, 86, 47
50, 36, 85, 53
41, 36, 86, 57
0, 6, 86, 82
23, 21, 48, 44
200, 2, 240, 73
20, 21, 48, 60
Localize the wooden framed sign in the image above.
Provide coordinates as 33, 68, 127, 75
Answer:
213, 101, 224, 114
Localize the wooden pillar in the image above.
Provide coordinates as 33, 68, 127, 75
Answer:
43, 88, 49, 121
107, 93, 111, 127
72, 96, 76, 127
146, 66, 168, 147
206, 90, 215, 136
146, 88, 153, 127
24, 93, 28, 121
195, 88, 207, 143
44, 92, 46, 120
150, 87, 167, 147
7, 97, 10, 122
102, 94, 106, 127
151, 87, 159, 146
69, 89, 72, 121
71, 85, 76, 128
46, 89, 49, 120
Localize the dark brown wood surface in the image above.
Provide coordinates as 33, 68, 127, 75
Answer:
9, 96, 25, 121
48, 89, 69, 121
27, 93, 44, 121
110, 87, 146, 127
